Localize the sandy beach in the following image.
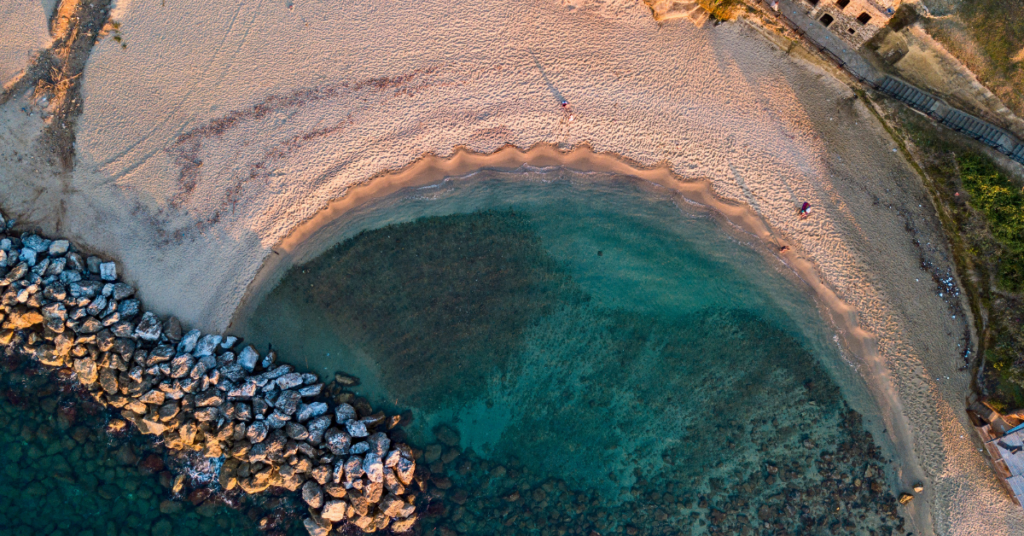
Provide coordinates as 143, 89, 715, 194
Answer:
0, 0, 1021, 533
0, 0, 51, 88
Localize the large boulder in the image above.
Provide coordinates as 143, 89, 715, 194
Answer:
274, 390, 302, 415
134, 312, 162, 341
324, 483, 347, 498
73, 358, 98, 385
381, 495, 406, 518
320, 500, 349, 522
335, 403, 357, 423
325, 428, 351, 456
345, 456, 365, 483
169, 354, 194, 379
98, 368, 119, 394
346, 419, 368, 438
285, 421, 309, 441
276, 372, 304, 390
237, 345, 260, 372
395, 455, 415, 486
6, 308, 43, 329
296, 402, 328, 422
40, 303, 66, 332
301, 480, 323, 509
367, 432, 390, 457
193, 334, 221, 357
351, 515, 374, 532
177, 329, 201, 354
363, 453, 384, 484
246, 421, 269, 443
195, 389, 223, 407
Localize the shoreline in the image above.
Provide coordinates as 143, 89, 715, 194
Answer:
1, 0, 1008, 530
229, 142, 933, 534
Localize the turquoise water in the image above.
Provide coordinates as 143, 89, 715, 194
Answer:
243, 169, 907, 535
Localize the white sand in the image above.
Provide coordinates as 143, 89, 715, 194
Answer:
0, 0, 52, 88
0, 0, 1021, 533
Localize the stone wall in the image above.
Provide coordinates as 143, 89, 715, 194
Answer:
0, 211, 417, 535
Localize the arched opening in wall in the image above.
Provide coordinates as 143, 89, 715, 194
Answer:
819, 14, 835, 26
857, 12, 872, 24
836, 0, 850, 9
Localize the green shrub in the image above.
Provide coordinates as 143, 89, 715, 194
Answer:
958, 153, 1024, 293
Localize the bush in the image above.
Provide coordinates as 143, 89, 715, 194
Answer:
958, 153, 1024, 293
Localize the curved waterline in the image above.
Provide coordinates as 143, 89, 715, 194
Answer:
230, 143, 933, 534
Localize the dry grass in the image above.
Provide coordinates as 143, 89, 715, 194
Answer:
699, 0, 750, 20
922, 0, 1024, 118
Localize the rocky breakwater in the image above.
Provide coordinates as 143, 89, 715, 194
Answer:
0, 211, 418, 535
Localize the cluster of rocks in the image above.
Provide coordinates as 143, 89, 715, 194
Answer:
0, 212, 418, 534
413, 414, 907, 536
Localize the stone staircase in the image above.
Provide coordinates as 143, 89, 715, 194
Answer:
940, 109, 1015, 152
1012, 144, 1024, 164
646, 0, 710, 27
879, 76, 1024, 166
878, 76, 941, 116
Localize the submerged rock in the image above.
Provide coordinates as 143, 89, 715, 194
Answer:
303, 516, 331, 536
367, 432, 390, 457
334, 372, 361, 386
424, 444, 442, 464
433, 424, 460, 447
391, 516, 417, 533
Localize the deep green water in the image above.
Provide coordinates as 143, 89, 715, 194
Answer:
244, 169, 908, 535
0, 360, 266, 536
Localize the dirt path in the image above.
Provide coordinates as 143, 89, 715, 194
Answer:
0, 0, 112, 234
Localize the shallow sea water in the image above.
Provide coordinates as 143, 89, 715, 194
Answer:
244, 168, 909, 536
0, 355, 266, 536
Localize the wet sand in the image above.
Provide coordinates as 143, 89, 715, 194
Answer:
0, 0, 1019, 533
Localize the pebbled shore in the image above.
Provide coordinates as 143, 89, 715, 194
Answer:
0, 211, 417, 534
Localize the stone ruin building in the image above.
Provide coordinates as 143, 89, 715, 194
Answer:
798, 0, 898, 47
